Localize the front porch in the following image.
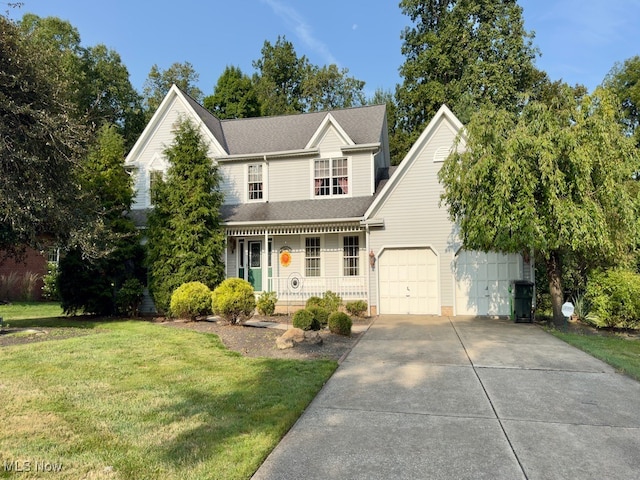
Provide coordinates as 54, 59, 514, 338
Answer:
225, 222, 370, 306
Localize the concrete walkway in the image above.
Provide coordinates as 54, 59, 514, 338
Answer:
252, 315, 640, 480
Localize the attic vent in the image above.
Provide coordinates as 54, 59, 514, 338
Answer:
433, 146, 452, 163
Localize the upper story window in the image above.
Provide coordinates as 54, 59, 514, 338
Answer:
248, 164, 263, 200
314, 158, 348, 196
149, 170, 163, 206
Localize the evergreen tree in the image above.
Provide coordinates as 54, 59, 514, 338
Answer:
146, 119, 226, 313
58, 124, 145, 315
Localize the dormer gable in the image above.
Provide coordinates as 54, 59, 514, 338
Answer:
305, 113, 356, 150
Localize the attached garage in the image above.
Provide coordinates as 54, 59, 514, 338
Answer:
378, 247, 439, 314
454, 250, 521, 316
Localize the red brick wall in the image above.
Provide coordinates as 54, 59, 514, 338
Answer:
0, 248, 48, 301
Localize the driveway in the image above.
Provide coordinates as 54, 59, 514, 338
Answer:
252, 315, 640, 479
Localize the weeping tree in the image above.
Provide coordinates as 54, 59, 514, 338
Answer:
439, 84, 639, 327
146, 118, 226, 313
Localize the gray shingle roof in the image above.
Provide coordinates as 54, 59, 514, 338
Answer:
220, 196, 375, 223
179, 87, 386, 156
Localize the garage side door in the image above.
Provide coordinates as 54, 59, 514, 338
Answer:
378, 247, 439, 314
455, 250, 521, 316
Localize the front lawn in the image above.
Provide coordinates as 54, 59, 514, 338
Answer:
0, 309, 336, 479
550, 329, 640, 382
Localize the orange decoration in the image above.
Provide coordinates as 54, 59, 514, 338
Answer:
280, 250, 292, 267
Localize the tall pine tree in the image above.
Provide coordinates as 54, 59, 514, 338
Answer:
146, 119, 226, 313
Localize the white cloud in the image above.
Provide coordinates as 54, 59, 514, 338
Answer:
261, 0, 339, 65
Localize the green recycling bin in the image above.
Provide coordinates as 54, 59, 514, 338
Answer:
512, 280, 534, 323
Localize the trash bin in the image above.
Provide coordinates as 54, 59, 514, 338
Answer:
512, 280, 534, 323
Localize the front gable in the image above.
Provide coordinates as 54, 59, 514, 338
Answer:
305, 113, 355, 151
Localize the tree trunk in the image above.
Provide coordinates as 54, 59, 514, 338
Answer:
546, 250, 565, 328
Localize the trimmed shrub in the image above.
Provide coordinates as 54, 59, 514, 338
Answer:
257, 291, 277, 316
211, 278, 256, 325
292, 309, 320, 331
170, 281, 212, 320
305, 296, 324, 309
328, 311, 352, 336
345, 300, 368, 317
307, 306, 329, 326
584, 269, 640, 329
116, 278, 144, 317
322, 290, 342, 313
41, 261, 60, 301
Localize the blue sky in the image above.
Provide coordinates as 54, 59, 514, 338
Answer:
7, 1, 640, 98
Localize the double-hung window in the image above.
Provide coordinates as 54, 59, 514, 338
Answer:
305, 237, 321, 277
314, 158, 348, 196
248, 164, 263, 200
343, 236, 359, 276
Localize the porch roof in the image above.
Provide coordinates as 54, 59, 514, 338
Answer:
220, 196, 374, 223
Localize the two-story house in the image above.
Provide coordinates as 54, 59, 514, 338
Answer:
126, 85, 533, 316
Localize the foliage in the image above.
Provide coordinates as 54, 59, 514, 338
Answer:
328, 311, 352, 336
169, 281, 212, 320
306, 306, 329, 327
204, 65, 261, 119
0, 271, 40, 302
345, 300, 368, 317
115, 278, 144, 317
439, 85, 639, 327
322, 290, 342, 313
305, 296, 324, 309
570, 292, 589, 323
146, 119, 226, 313
256, 291, 277, 316
0, 16, 87, 255
41, 262, 60, 301
604, 55, 640, 147
211, 278, 256, 325
143, 62, 203, 117
58, 124, 145, 315
292, 309, 319, 331
584, 270, 640, 329
395, 0, 543, 159
0, 319, 336, 479
251, 35, 366, 116
17, 14, 144, 147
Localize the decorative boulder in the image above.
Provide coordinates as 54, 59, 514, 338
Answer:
303, 331, 323, 345
276, 328, 305, 349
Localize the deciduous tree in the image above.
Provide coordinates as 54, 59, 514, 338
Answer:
604, 55, 640, 147
203, 66, 261, 119
439, 85, 639, 327
142, 62, 203, 118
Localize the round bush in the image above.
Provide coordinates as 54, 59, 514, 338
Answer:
170, 281, 212, 320
211, 278, 256, 324
305, 296, 324, 309
328, 311, 352, 336
345, 300, 367, 317
307, 306, 329, 326
257, 291, 277, 316
322, 290, 342, 313
292, 309, 319, 331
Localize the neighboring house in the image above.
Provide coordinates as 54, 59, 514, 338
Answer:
126, 85, 533, 316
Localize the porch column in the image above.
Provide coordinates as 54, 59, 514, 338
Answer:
263, 229, 269, 292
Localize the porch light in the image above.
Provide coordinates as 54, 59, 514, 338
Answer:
369, 250, 376, 269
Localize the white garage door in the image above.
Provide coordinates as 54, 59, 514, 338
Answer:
455, 250, 521, 316
378, 248, 439, 314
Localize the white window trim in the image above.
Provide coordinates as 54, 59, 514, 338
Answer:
303, 235, 322, 277
246, 163, 267, 203
310, 157, 352, 199
340, 233, 361, 277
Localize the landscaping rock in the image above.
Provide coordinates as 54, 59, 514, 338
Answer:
303, 331, 323, 345
276, 328, 310, 349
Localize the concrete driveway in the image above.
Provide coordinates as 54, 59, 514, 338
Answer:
252, 315, 640, 480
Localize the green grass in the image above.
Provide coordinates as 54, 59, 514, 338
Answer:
0, 301, 63, 322
0, 308, 337, 479
551, 329, 640, 381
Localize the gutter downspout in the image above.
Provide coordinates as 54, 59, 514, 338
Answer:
365, 223, 371, 317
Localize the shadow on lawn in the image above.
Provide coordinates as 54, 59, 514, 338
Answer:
153, 357, 335, 475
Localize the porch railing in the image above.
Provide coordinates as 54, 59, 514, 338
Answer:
267, 276, 367, 302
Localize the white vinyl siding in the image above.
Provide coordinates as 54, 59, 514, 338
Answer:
268, 158, 311, 202
368, 117, 459, 312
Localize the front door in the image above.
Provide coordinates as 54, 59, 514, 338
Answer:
248, 241, 262, 291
